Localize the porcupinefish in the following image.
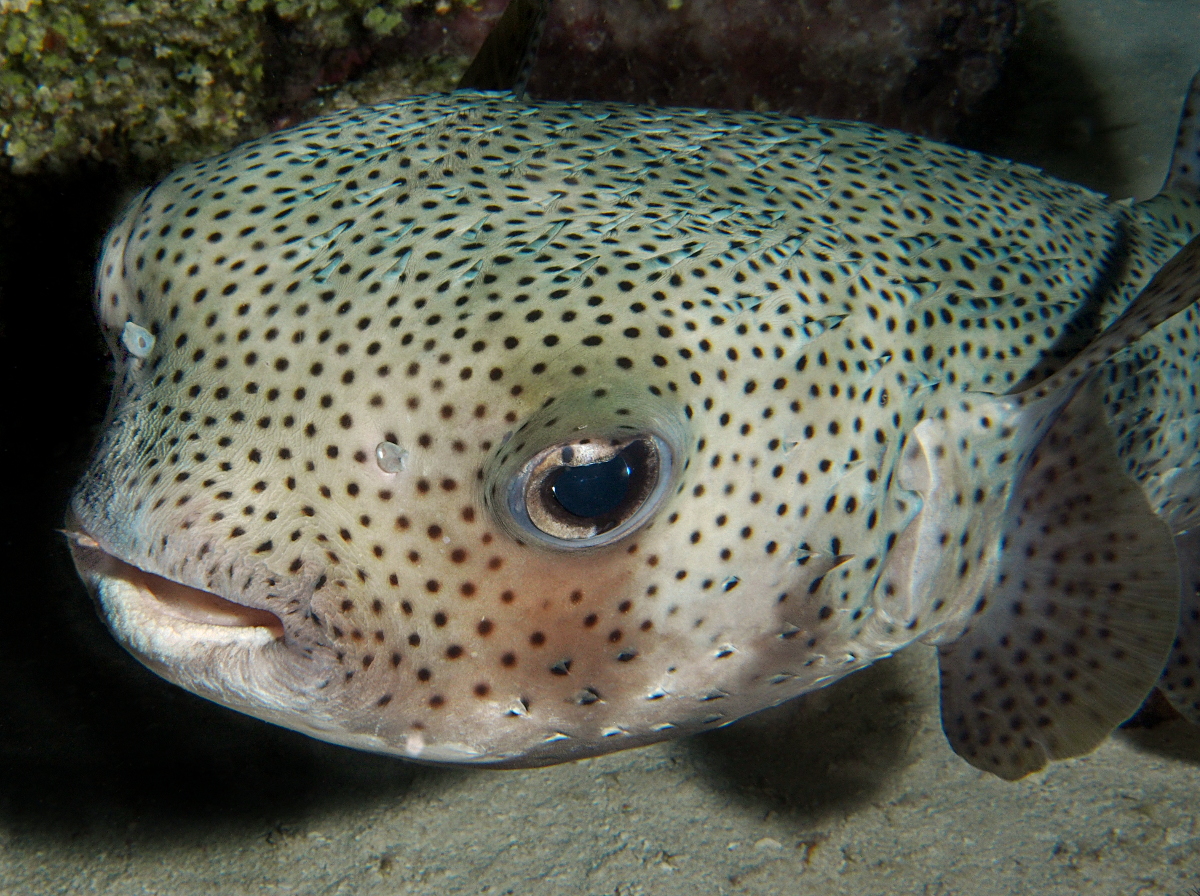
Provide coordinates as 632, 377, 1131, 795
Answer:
66, 6, 1200, 780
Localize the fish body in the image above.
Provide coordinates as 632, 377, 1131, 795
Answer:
68, 80, 1200, 777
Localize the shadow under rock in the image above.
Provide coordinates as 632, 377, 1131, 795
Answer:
682, 654, 933, 821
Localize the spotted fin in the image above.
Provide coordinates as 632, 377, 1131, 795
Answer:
456, 0, 550, 97
936, 382, 1179, 780
929, 232, 1200, 778
1164, 69, 1200, 195
1159, 529, 1200, 723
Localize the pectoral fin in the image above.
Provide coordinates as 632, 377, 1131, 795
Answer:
1164, 69, 1200, 195
936, 383, 1179, 779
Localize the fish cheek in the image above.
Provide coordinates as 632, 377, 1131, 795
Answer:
307, 531, 656, 726
468, 541, 668, 701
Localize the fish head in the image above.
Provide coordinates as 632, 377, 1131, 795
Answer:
66, 100, 930, 765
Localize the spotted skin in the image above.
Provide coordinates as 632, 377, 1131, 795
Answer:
69, 89, 1200, 772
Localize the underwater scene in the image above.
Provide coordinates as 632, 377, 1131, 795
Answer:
1, 0, 1199, 893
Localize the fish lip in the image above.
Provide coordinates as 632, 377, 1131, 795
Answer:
75, 533, 287, 638
63, 518, 344, 739
62, 519, 287, 642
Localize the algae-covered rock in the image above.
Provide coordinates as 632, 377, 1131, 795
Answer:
1, 0, 1019, 175
2, 0, 261, 173
0, 0, 471, 174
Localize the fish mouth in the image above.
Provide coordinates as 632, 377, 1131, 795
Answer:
64, 528, 286, 641
60, 514, 345, 741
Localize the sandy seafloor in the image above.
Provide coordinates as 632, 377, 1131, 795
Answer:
2, 1, 1200, 894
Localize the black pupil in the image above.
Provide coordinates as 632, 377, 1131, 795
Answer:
552, 452, 633, 519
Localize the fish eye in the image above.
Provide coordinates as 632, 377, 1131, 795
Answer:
507, 434, 672, 549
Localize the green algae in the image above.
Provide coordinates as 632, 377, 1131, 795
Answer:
0, 0, 474, 174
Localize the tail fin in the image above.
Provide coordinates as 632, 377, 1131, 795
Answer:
1163, 69, 1200, 194
457, 0, 551, 98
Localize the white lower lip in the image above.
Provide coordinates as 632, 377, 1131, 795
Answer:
65, 531, 285, 640
66, 528, 326, 730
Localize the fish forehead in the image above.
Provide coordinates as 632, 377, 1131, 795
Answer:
78, 91, 1157, 760
96, 92, 1117, 363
